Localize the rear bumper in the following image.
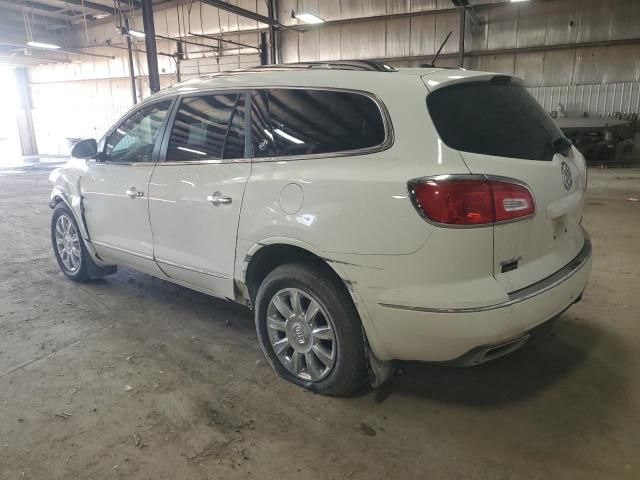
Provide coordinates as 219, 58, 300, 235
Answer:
443, 302, 575, 366
370, 235, 592, 362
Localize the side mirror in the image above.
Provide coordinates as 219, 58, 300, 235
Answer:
71, 138, 98, 159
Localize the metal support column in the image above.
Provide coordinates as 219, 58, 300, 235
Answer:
13, 68, 37, 156
124, 17, 137, 104
175, 41, 184, 83
458, 8, 465, 67
141, 0, 161, 93
267, 0, 277, 64
259, 32, 269, 65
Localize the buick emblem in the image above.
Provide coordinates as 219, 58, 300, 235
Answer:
560, 161, 573, 191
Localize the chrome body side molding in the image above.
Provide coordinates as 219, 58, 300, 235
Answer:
92, 241, 154, 261
154, 258, 230, 279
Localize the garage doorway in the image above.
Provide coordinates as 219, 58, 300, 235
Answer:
0, 67, 22, 167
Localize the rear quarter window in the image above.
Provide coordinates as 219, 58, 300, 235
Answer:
427, 82, 565, 161
250, 88, 387, 158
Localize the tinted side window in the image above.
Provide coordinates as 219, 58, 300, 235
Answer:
167, 93, 246, 161
249, 89, 387, 158
427, 82, 566, 161
268, 89, 386, 156
104, 100, 171, 163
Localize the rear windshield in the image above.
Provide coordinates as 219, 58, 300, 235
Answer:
427, 81, 565, 161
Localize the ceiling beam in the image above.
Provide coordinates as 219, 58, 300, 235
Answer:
11, 0, 66, 14
200, 0, 296, 31
46, 0, 118, 15
450, 0, 479, 25
0, 1, 81, 21
0, 53, 71, 65
1, 7, 70, 26
0, 41, 116, 59
188, 31, 259, 51
118, 0, 142, 10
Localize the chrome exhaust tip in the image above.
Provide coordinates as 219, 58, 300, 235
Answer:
470, 334, 531, 365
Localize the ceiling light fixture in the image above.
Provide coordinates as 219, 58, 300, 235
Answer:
26, 41, 61, 50
293, 12, 325, 24
274, 128, 305, 144
127, 29, 146, 38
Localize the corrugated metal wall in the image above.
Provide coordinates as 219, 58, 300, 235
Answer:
529, 82, 640, 119
279, 0, 640, 118
29, 1, 265, 154
28, 0, 640, 154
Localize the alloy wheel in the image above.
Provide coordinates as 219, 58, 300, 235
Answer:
266, 288, 337, 382
55, 214, 81, 273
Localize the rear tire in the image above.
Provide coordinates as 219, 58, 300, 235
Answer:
255, 263, 368, 396
51, 203, 91, 283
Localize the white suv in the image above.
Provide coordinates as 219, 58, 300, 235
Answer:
50, 61, 592, 396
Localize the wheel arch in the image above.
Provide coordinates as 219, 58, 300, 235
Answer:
50, 187, 90, 239
238, 240, 365, 320
49, 186, 71, 209
50, 195, 117, 278
49, 193, 66, 208
242, 242, 349, 307
49, 185, 111, 270
239, 239, 393, 388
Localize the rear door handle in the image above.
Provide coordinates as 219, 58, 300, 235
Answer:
207, 192, 232, 206
126, 187, 144, 199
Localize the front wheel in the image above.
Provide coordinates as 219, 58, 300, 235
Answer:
51, 203, 91, 282
255, 263, 368, 396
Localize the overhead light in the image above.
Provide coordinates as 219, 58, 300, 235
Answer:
293, 12, 325, 24
127, 29, 146, 38
177, 146, 206, 156
510, 0, 529, 2
274, 128, 304, 144
27, 41, 61, 50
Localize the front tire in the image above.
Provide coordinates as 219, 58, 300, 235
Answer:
51, 203, 91, 282
255, 263, 368, 396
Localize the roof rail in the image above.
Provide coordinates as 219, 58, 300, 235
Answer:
176, 60, 399, 84
255, 60, 398, 72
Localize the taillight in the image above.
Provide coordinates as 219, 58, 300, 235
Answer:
490, 181, 535, 221
408, 176, 535, 226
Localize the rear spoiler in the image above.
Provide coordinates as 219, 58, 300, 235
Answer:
421, 71, 525, 92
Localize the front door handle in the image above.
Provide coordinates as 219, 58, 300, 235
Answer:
207, 191, 232, 206
126, 187, 144, 199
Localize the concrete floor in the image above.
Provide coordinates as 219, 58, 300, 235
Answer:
0, 165, 638, 480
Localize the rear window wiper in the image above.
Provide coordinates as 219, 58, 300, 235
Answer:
551, 136, 572, 156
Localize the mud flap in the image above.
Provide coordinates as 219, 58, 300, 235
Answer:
86, 251, 117, 279
362, 327, 394, 388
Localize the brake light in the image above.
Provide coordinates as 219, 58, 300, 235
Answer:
408, 176, 535, 226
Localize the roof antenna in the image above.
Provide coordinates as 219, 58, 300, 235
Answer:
422, 31, 453, 68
